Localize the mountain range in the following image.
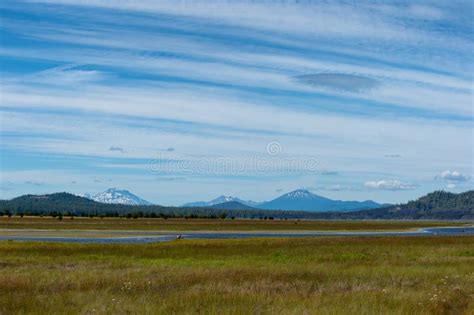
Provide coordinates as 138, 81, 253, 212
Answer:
75, 188, 386, 212
182, 195, 260, 208
76, 187, 384, 211
207, 201, 258, 210
183, 189, 382, 212
80, 188, 384, 211
1, 190, 472, 220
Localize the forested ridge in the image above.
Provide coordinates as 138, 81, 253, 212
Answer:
0, 190, 473, 220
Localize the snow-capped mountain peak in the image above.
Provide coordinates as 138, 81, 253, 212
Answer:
91, 188, 152, 206
211, 195, 239, 204
259, 189, 382, 212
284, 189, 315, 199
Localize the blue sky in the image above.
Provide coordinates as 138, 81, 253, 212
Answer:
0, 0, 472, 205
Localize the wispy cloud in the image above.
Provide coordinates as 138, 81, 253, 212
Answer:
109, 146, 126, 154
407, 4, 444, 20
308, 184, 354, 192
1, 0, 472, 203
436, 170, 471, 182
25, 180, 45, 186
32, 64, 108, 85
364, 180, 416, 191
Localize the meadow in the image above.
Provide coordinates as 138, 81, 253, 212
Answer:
0, 235, 473, 314
0, 216, 466, 231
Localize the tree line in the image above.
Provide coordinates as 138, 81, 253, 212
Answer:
1, 190, 473, 220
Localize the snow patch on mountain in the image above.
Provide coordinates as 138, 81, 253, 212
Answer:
284, 189, 317, 199
90, 188, 152, 205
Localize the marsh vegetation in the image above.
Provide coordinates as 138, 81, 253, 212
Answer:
1, 235, 473, 314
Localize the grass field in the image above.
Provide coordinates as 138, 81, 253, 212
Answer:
0, 236, 473, 314
0, 216, 467, 231
1, 218, 473, 314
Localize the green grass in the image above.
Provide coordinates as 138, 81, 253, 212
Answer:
0, 216, 467, 231
1, 236, 473, 314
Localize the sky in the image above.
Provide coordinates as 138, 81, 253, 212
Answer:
0, 0, 473, 206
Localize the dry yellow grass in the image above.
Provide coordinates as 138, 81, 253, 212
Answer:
0, 216, 466, 231
0, 236, 473, 314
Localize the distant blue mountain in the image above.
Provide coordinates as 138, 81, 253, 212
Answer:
182, 189, 383, 212
182, 195, 260, 208
258, 189, 382, 212
208, 201, 258, 210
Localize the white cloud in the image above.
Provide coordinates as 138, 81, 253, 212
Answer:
31, 1, 418, 41
6, 64, 109, 86
2, 14, 472, 117
36, 64, 107, 83
437, 170, 470, 182
446, 183, 456, 190
364, 180, 416, 190
2, 0, 473, 204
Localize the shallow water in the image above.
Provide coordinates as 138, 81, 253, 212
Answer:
0, 226, 473, 243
